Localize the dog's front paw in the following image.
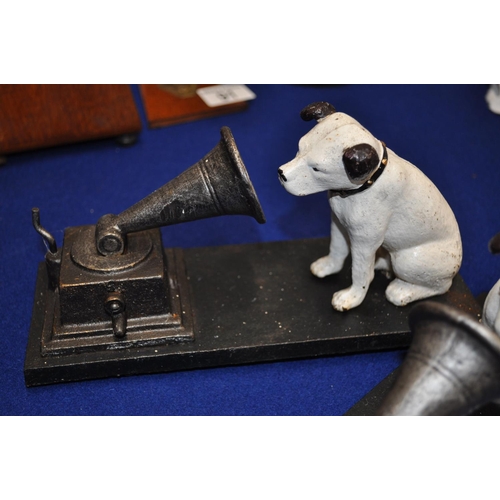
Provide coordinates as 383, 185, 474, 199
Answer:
310, 255, 343, 278
332, 287, 366, 311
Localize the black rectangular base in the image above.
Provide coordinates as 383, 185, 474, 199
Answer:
24, 238, 481, 386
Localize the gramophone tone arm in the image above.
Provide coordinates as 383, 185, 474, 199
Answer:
94, 172, 205, 256
94, 189, 170, 257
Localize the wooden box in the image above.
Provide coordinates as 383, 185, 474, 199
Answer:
0, 84, 142, 156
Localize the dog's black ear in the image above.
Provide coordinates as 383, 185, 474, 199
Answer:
343, 144, 380, 183
489, 233, 500, 254
300, 102, 336, 122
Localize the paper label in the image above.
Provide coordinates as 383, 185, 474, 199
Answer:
196, 84, 256, 108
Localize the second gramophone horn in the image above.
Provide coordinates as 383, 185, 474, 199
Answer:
377, 302, 500, 416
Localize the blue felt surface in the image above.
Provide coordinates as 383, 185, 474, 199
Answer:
1, 84, 499, 415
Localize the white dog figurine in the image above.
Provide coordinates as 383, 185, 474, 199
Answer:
278, 102, 462, 311
483, 234, 500, 334
483, 281, 500, 334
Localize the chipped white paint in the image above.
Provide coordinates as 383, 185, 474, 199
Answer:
483, 279, 500, 403
279, 107, 462, 311
483, 280, 500, 334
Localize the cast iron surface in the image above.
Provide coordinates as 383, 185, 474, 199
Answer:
43, 229, 193, 356
345, 368, 500, 416
377, 302, 500, 415
95, 126, 265, 256
347, 301, 500, 416
25, 125, 270, 386
25, 237, 479, 386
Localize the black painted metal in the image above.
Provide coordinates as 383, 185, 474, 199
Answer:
25, 238, 479, 386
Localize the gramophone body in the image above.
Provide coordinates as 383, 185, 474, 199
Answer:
49, 226, 191, 352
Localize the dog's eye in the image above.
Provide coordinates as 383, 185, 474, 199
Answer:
312, 167, 320, 172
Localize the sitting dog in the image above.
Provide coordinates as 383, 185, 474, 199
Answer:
278, 102, 462, 311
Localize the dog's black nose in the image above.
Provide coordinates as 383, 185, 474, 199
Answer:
278, 168, 287, 182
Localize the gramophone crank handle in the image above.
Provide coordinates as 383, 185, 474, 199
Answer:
32, 207, 61, 290
32, 207, 57, 254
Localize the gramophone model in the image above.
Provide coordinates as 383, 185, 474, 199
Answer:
25, 127, 265, 386
25, 127, 480, 387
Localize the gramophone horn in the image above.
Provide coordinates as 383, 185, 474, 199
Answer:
95, 126, 266, 255
377, 302, 500, 416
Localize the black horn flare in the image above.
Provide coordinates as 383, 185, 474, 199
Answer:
300, 102, 337, 122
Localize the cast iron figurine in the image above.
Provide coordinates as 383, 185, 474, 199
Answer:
278, 102, 463, 311
25, 127, 266, 386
